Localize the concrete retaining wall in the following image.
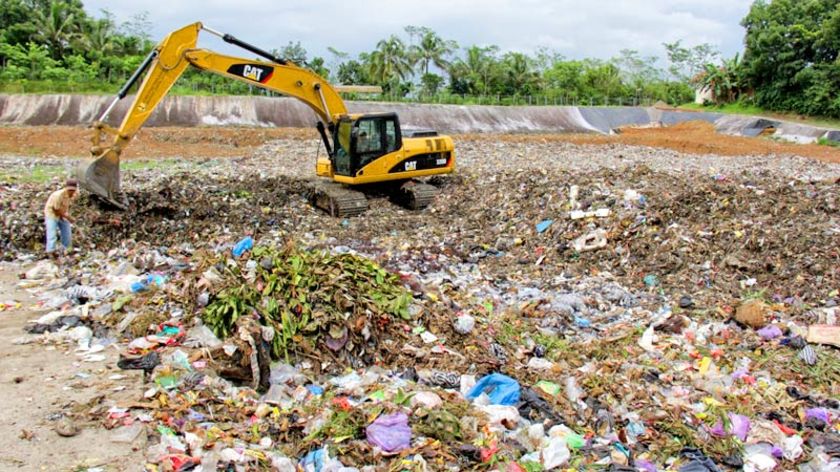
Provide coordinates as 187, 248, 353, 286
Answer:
0, 94, 836, 143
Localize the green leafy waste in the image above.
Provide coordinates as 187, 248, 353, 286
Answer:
202, 244, 413, 359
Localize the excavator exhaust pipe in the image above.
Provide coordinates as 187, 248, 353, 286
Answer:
77, 149, 126, 209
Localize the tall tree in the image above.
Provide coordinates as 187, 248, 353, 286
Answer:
367, 36, 413, 90
118, 11, 153, 54
501, 52, 541, 95
307, 56, 329, 78
543, 60, 586, 98
533, 47, 564, 73
582, 60, 623, 100
741, 0, 840, 116
663, 40, 720, 82
0, 0, 38, 49
32, 0, 83, 60
337, 58, 368, 85
613, 49, 660, 86
448, 45, 499, 95
409, 29, 458, 76
278, 41, 307, 65
84, 13, 117, 60
326, 46, 348, 81
403, 25, 429, 47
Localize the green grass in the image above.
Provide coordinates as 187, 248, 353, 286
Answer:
0, 159, 178, 184
121, 159, 178, 171
817, 137, 840, 147
0, 164, 64, 183
680, 102, 840, 130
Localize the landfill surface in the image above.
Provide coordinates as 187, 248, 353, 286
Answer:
0, 126, 839, 471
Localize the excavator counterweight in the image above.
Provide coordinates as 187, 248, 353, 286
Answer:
78, 22, 455, 215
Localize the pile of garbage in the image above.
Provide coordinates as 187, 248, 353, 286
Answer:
435, 166, 839, 309
1, 171, 302, 257
4, 163, 837, 316
2, 139, 839, 470
12, 231, 839, 471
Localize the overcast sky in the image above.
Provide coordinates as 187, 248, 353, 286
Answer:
84, 0, 754, 63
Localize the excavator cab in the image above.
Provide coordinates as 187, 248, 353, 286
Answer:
330, 113, 402, 177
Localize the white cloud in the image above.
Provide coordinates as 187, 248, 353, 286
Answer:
85, 0, 753, 61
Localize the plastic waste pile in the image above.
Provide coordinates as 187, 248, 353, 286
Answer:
2, 141, 839, 470
9, 232, 839, 471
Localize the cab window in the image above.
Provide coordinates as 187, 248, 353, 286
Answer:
356, 119, 382, 154
349, 114, 402, 173
385, 119, 398, 152
333, 120, 353, 176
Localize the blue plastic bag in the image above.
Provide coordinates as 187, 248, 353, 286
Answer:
130, 280, 147, 293
300, 447, 326, 472
536, 219, 554, 233
574, 315, 592, 328
467, 373, 521, 405
130, 274, 167, 293
232, 236, 254, 257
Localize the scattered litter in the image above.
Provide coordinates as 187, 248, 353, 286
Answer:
467, 373, 521, 406
2, 140, 838, 470
366, 412, 412, 453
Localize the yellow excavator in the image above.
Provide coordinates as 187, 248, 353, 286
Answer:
78, 22, 455, 217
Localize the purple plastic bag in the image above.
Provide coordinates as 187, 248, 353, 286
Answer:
757, 325, 783, 340
708, 421, 727, 438
728, 413, 751, 441
805, 407, 830, 424
634, 459, 658, 472
731, 368, 750, 381
366, 412, 411, 453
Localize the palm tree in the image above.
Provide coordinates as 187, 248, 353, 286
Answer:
32, 1, 81, 60
502, 52, 541, 96
367, 36, 413, 89
85, 18, 117, 58
449, 45, 499, 95
409, 30, 457, 76
81, 17, 118, 81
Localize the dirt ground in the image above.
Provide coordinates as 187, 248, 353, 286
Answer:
461, 121, 840, 163
0, 268, 146, 472
0, 126, 314, 159
0, 121, 837, 162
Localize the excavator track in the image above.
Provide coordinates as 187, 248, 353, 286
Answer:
308, 182, 369, 217
391, 180, 439, 210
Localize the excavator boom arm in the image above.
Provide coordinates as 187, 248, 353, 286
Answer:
81, 22, 348, 207
184, 49, 347, 122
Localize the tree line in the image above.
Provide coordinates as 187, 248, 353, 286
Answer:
1, 0, 838, 117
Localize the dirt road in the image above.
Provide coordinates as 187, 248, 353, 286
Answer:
0, 266, 145, 472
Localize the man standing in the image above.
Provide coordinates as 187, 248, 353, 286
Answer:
44, 179, 78, 256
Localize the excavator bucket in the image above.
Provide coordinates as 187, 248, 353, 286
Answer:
77, 149, 126, 209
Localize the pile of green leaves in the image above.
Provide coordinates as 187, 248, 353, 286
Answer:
202, 244, 413, 359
